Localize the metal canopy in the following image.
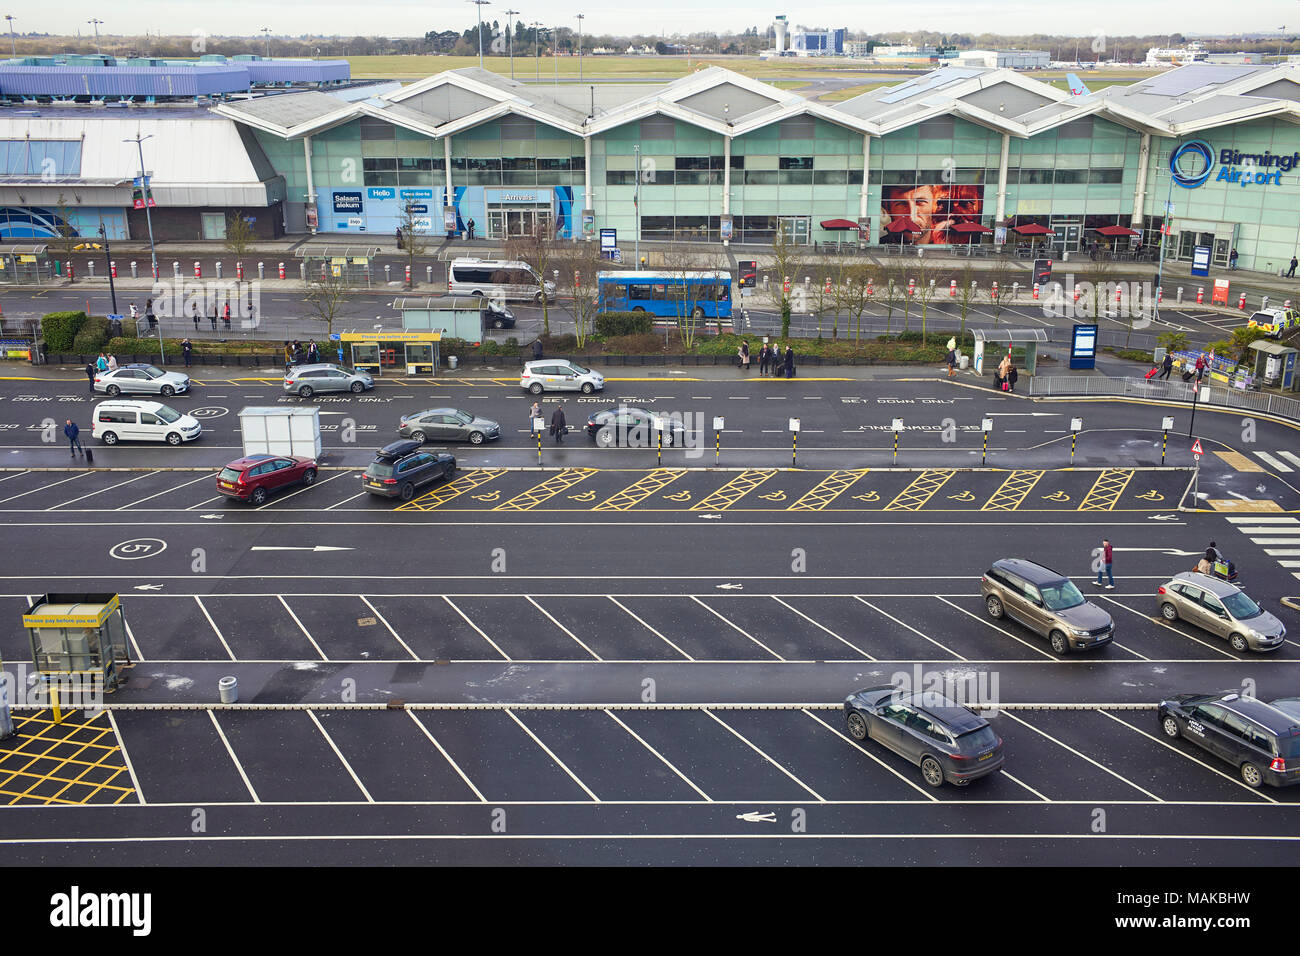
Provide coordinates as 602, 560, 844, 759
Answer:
1248, 339, 1298, 357
972, 328, 1050, 344
0, 244, 49, 256
295, 244, 379, 260
391, 296, 484, 311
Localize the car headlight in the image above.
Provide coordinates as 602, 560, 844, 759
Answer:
1071, 627, 1091, 637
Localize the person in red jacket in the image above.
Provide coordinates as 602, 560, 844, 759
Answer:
1093, 538, 1114, 589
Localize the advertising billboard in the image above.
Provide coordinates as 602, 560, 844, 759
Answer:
880, 183, 983, 245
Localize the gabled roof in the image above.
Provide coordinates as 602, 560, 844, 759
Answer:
1086, 63, 1300, 135
211, 89, 357, 138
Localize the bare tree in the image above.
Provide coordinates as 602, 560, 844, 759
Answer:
398, 202, 429, 291
224, 210, 255, 256
769, 230, 805, 340
302, 263, 353, 339
832, 261, 875, 348
50, 193, 79, 265
553, 243, 608, 350
505, 227, 559, 336
954, 262, 979, 343
878, 266, 905, 335
985, 258, 1015, 327
661, 244, 723, 350
912, 261, 940, 345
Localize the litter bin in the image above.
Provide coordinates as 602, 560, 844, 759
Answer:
958, 353, 970, 370
219, 676, 238, 704
448, 355, 459, 370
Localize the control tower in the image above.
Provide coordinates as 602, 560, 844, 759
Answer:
774, 15, 788, 53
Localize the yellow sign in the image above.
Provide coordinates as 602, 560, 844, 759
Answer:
330, 256, 347, 265
351, 257, 368, 265
331, 265, 342, 277
18, 254, 36, 263
23, 594, 120, 629
341, 330, 443, 343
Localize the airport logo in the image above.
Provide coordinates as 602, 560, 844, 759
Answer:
1169, 141, 1215, 188
1171, 140, 1295, 189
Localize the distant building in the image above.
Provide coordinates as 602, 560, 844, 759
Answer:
953, 50, 1050, 70
1206, 52, 1264, 65
789, 28, 846, 56
1145, 41, 1208, 67
845, 40, 873, 58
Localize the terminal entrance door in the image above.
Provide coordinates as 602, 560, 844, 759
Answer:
489, 207, 553, 239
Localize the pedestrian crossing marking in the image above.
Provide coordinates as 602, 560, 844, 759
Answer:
884, 470, 954, 511
396, 467, 506, 511
1214, 451, 1266, 472
788, 470, 870, 511
1253, 450, 1294, 473
981, 470, 1044, 511
1078, 469, 1133, 511
690, 469, 777, 511
593, 469, 685, 512
493, 468, 597, 511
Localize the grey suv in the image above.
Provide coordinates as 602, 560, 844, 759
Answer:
1158, 692, 1300, 788
283, 364, 374, 398
1156, 572, 1286, 652
844, 686, 1004, 788
981, 557, 1114, 654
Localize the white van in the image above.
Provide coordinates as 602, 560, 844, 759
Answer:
92, 400, 202, 446
448, 258, 556, 303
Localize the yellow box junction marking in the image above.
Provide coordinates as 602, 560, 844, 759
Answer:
594, 469, 686, 511
0, 710, 134, 806
788, 469, 871, 511
493, 468, 597, 511
884, 470, 955, 511
396, 467, 506, 512
982, 470, 1045, 511
1207, 499, 1285, 513
690, 469, 777, 511
1078, 469, 1134, 511
1213, 451, 1267, 472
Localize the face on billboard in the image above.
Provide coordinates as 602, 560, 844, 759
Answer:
881, 183, 983, 245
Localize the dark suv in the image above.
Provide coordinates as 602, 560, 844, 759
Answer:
844, 685, 1004, 788
1158, 692, 1300, 788
981, 557, 1114, 654
362, 440, 456, 501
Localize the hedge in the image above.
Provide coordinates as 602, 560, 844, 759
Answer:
41, 311, 88, 351
595, 311, 654, 337
71, 316, 111, 354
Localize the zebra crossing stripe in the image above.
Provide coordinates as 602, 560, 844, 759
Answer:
1251, 451, 1292, 472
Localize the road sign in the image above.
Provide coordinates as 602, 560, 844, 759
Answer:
1191, 438, 1204, 455
610, 248, 623, 263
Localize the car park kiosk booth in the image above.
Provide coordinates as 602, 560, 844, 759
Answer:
339, 330, 442, 376
1246, 340, 1300, 391
971, 329, 1048, 376
22, 593, 132, 696
239, 406, 323, 459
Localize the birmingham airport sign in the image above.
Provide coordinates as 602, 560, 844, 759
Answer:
1171, 140, 1297, 188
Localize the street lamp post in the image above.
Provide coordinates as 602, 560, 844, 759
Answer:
97, 223, 118, 316
503, 9, 519, 79
576, 13, 584, 81
468, 0, 491, 68
124, 133, 161, 358
633, 143, 640, 270
261, 27, 271, 59
87, 18, 102, 55
533, 21, 542, 80
4, 16, 16, 59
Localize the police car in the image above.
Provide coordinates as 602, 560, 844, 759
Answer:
1158, 692, 1300, 788
1246, 308, 1299, 339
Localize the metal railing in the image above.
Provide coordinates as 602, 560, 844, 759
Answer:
1028, 375, 1300, 422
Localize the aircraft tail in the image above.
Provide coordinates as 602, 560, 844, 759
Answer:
1066, 73, 1091, 96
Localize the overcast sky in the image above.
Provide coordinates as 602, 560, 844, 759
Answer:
20, 1, 1298, 41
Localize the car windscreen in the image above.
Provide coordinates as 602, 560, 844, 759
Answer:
454, 411, 473, 424
570, 363, 591, 374
1041, 580, 1085, 611
1223, 591, 1263, 619
156, 405, 181, 423
141, 365, 165, 378
956, 725, 998, 751
218, 467, 243, 482
365, 462, 394, 478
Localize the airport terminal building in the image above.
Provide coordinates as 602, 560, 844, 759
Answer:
6, 61, 1300, 271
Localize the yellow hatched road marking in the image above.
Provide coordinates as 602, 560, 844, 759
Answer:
594, 469, 685, 511
690, 469, 777, 511
788, 469, 871, 511
982, 470, 1045, 511
396, 467, 506, 512
884, 470, 955, 511
0, 710, 134, 806
493, 468, 597, 511
1078, 469, 1134, 511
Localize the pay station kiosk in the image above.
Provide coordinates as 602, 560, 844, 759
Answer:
22, 593, 132, 694
340, 330, 442, 376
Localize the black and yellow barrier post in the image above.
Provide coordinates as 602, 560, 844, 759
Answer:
790, 418, 800, 467
892, 418, 903, 466
1161, 416, 1173, 465
533, 415, 544, 465
1070, 416, 1082, 466
714, 416, 723, 466
982, 417, 992, 466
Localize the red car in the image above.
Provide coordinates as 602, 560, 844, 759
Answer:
217, 454, 318, 504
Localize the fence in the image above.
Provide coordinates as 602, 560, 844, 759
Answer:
1028, 375, 1300, 422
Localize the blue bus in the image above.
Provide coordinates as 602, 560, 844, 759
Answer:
597, 270, 733, 322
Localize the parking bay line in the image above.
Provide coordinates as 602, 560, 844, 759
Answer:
405, 711, 486, 801
278, 595, 329, 661
506, 710, 600, 802
770, 596, 875, 660
0, 471, 90, 505
1100, 596, 1238, 660
194, 596, 237, 661
801, 709, 940, 802
526, 596, 602, 660
123, 616, 146, 663
118, 473, 215, 510
307, 709, 374, 803
255, 470, 355, 510
104, 710, 145, 805
46, 471, 159, 510
603, 710, 711, 801
441, 596, 511, 661
998, 768, 1051, 802
606, 597, 694, 660
689, 596, 785, 660
934, 596, 1057, 661
207, 711, 261, 803
702, 710, 825, 802
999, 711, 1164, 802
851, 600, 966, 661
358, 595, 419, 660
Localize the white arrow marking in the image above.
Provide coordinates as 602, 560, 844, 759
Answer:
1147, 514, 1180, 521
250, 546, 354, 552
715, 583, 744, 590
133, 584, 164, 591
698, 514, 723, 520
199, 514, 224, 520
736, 811, 777, 823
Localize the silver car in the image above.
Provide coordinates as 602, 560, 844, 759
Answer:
283, 363, 374, 398
1156, 572, 1287, 652
397, 407, 501, 445
95, 363, 191, 398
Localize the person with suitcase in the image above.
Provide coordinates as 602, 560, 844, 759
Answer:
1157, 352, 1173, 380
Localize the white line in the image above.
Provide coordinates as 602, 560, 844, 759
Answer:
118, 473, 213, 510
702, 710, 824, 802
690, 596, 785, 660
1097, 711, 1278, 804
104, 709, 145, 805
1226, 516, 1299, 524
442, 596, 511, 660
1235, 527, 1300, 535
0, 470, 29, 483
1250, 538, 1300, 545
406, 711, 486, 802
606, 597, 694, 660
326, 490, 369, 511
208, 710, 260, 803
194, 596, 237, 661
853, 597, 968, 660
1263, 549, 1300, 556
526, 596, 602, 660
1101, 597, 1238, 659
771, 596, 875, 660
934, 596, 1057, 660
359, 595, 419, 660
1279, 560, 1300, 568
505, 709, 600, 802
998, 768, 1051, 801
802, 708, 939, 802
185, 494, 226, 511
256, 470, 353, 511
48, 471, 158, 510
604, 710, 711, 801
1252, 451, 1292, 472
307, 709, 374, 803
122, 617, 145, 663
278, 595, 329, 661
1000, 711, 1164, 801
1278, 450, 1300, 470
0, 471, 89, 504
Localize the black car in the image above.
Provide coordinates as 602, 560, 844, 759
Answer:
362, 439, 456, 501
844, 685, 1004, 788
1158, 692, 1300, 788
585, 406, 688, 448
486, 301, 516, 330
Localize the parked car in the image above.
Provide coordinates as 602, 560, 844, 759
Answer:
397, 408, 501, 445
95, 363, 191, 398
91, 400, 202, 446
485, 300, 517, 330
844, 685, 1004, 788
362, 440, 456, 501
217, 455, 318, 505
1155, 572, 1286, 652
980, 557, 1114, 654
519, 360, 605, 395
1158, 692, 1300, 788
586, 406, 687, 447
1247, 307, 1299, 339
283, 364, 374, 398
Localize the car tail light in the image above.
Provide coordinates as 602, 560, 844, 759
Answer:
1271, 757, 1287, 773
949, 752, 970, 761
1157, 586, 1166, 595
521, 370, 530, 377
285, 379, 294, 385
383, 478, 396, 484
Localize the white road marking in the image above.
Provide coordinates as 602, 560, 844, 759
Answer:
1101, 597, 1239, 659
123, 617, 146, 662
853, 598, 967, 660
104, 709, 146, 805
406, 711, 486, 801
935, 596, 1057, 660
0, 471, 89, 504
118, 473, 214, 510
606, 597, 693, 660
359, 595, 419, 660
604, 710, 711, 801
326, 490, 369, 510
690, 596, 785, 660
506, 710, 600, 802
207, 710, 261, 803
1234, 527, 1300, 535
702, 710, 824, 802
47, 471, 158, 510
802, 708, 940, 802
1278, 451, 1300, 470
1249, 538, 1300, 545
1001, 711, 1164, 801
1226, 515, 1299, 524
1252, 451, 1292, 472
526, 596, 602, 660
442, 596, 511, 660
998, 768, 1051, 801
307, 709, 374, 802
255, 470, 353, 511
194, 596, 237, 661
278, 595, 329, 661
770, 596, 875, 660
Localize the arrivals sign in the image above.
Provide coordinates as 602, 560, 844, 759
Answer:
1171, 140, 1297, 189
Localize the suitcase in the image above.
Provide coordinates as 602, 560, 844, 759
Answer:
1144, 366, 1159, 380
1001, 381, 1010, 391
1182, 370, 1194, 382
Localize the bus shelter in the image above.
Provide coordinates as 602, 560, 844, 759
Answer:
340, 330, 441, 376
296, 244, 379, 288
393, 296, 488, 343
972, 328, 1049, 376
22, 593, 132, 694
0, 244, 53, 285
1247, 339, 1299, 391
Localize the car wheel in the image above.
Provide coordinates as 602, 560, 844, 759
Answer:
1229, 632, 1249, 653
444, 461, 457, 479
399, 482, 415, 501
298, 385, 314, 398
846, 711, 869, 740
165, 432, 183, 446
106, 384, 120, 397
101, 431, 118, 445
985, 595, 1004, 619
1161, 715, 1180, 739
692, 306, 705, 319
468, 431, 484, 445
410, 431, 426, 443
597, 427, 616, 448
1160, 602, 1179, 621
1049, 630, 1069, 655
160, 384, 175, 397
528, 382, 544, 395
492, 318, 504, 329
302, 469, 316, 486
1240, 762, 1264, 788
251, 486, 267, 505
920, 757, 945, 788
632, 306, 645, 313
580, 382, 595, 394
350, 381, 364, 393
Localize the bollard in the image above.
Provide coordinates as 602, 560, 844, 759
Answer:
991, 281, 999, 300
218, 676, 238, 704
215, 261, 223, 279
1175, 286, 1182, 304
173, 260, 181, 277
1261, 295, 1269, 311
301, 263, 308, 282
152, 262, 158, 279
405, 264, 411, 284
236, 262, 244, 280
1238, 293, 1247, 310
949, 279, 956, 297
824, 277, 832, 294
426, 265, 433, 284
194, 260, 202, 278
278, 261, 286, 280
258, 261, 265, 280
1073, 284, 1081, 302
782, 276, 790, 293
866, 280, 874, 295
1157, 286, 1162, 304
109, 260, 117, 278
385, 264, 391, 282
88, 260, 95, 277
1011, 281, 1019, 299
1032, 282, 1039, 300
130, 261, 138, 279
803, 276, 810, 288
66, 261, 74, 280
1196, 286, 1204, 304
907, 278, 915, 297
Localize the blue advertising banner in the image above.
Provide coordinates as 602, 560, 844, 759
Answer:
332, 191, 363, 214
1191, 245, 1211, 277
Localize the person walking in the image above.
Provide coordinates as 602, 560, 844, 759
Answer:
945, 346, 957, 379
85, 360, 97, 392
128, 302, 138, 323
191, 302, 201, 331
307, 340, 319, 363
1093, 538, 1114, 589
549, 403, 567, 444
64, 419, 83, 458
531, 338, 543, 361
1229, 247, 1239, 270
210, 303, 218, 331
1194, 352, 1207, 382
996, 351, 1012, 391
106, 353, 118, 372
395, 226, 404, 251
95, 352, 109, 373
283, 341, 294, 373
783, 344, 795, 379
1289, 255, 1298, 279
1158, 351, 1174, 380
758, 343, 771, 376
182, 338, 193, 368
246, 299, 255, 328
1006, 362, 1018, 393
292, 340, 303, 365
738, 340, 751, 374
145, 298, 156, 331
223, 302, 232, 330
529, 400, 541, 435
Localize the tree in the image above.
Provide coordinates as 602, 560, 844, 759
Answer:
661, 244, 723, 350
878, 267, 904, 335
398, 202, 429, 291
553, 243, 607, 350
505, 227, 559, 336
302, 262, 352, 340
224, 210, 255, 256
832, 261, 875, 348
769, 230, 805, 339
912, 262, 940, 345
985, 258, 1015, 327
1078, 258, 1114, 330
954, 263, 979, 343
1157, 329, 1189, 355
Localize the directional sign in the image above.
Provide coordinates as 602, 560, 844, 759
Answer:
1191, 439, 1204, 456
